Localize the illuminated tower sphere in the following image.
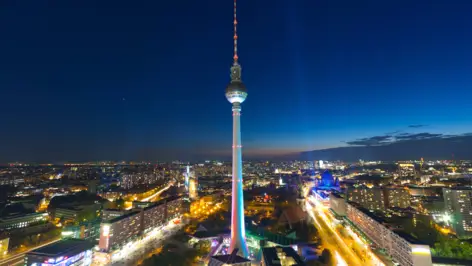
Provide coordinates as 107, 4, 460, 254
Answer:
226, 0, 249, 258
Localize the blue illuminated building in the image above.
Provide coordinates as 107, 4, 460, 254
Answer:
316, 171, 340, 189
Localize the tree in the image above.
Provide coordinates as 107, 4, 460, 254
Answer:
142, 245, 200, 266
76, 208, 98, 223
115, 198, 125, 209
432, 237, 472, 259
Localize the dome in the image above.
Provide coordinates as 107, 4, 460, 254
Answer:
319, 171, 335, 187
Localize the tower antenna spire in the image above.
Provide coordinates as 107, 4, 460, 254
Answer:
233, 0, 239, 64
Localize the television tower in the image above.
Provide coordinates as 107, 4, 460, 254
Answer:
225, 0, 249, 258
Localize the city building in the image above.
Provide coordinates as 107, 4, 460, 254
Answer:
0, 236, 9, 256
316, 171, 339, 189
310, 171, 341, 208
329, 193, 347, 217
278, 206, 307, 229
102, 209, 127, 221
346, 187, 385, 211
346, 187, 410, 211
443, 187, 472, 238
119, 166, 163, 189
261, 246, 305, 266
24, 239, 93, 266
225, 0, 249, 257
98, 210, 143, 252
54, 204, 101, 224
384, 187, 411, 209
142, 201, 166, 231
0, 212, 48, 231
61, 220, 101, 240
98, 196, 183, 252
166, 196, 184, 221
346, 202, 432, 266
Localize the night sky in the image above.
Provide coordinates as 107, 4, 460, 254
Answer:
1, 0, 472, 162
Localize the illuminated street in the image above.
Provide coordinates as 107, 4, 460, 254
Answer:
307, 200, 361, 266
306, 195, 385, 266
0, 238, 61, 266
141, 184, 172, 202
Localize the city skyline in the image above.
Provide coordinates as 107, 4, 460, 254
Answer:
2, 0, 472, 162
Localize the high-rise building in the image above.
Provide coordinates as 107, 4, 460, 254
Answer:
443, 187, 472, 238
346, 187, 385, 211
346, 202, 432, 266
384, 187, 410, 209
98, 210, 143, 252
225, 0, 249, 258
346, 187, 410, 211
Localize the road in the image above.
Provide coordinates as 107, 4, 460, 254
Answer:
306, 200, 365, 266
0, 238, 61, 266
141, 184, 172, 202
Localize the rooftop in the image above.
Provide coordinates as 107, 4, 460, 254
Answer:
330, 192, 344, 199
28, 239, 94, 257
106, 210, 141, 224
191, 228, 230, 239
262, 246, 306, 266
143, 200, 166, 211
0, 212, 47, 221
393, 230, 425, 245
348, 201, 388, 224
164, 195, 183, 203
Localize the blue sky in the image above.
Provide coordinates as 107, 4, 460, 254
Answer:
0, 0, 472, 162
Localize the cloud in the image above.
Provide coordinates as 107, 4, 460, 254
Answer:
346, 132, 450, 146
345, 135, 393, 146
408, 124, 427, 128
298, 133, 472, 161
395, 132, 443, 141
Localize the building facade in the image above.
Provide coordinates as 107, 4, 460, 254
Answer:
443, 187, 472, 238
98, 196, 183, 252
142, 201, 166, 231
329, 193, 347, 217
384, 188, 410, 209
346, 187, 410, 211
102, 209, 127, 221
98, 210, 143, 252
0, 212, 48, 231
346, 187, 385, 211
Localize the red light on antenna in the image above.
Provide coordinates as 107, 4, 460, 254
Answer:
234, 19, 238, 24
234, 55, 238, 60
234, 35, 238, 40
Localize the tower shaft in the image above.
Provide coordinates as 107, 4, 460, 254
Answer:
229, 103, 249, 257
